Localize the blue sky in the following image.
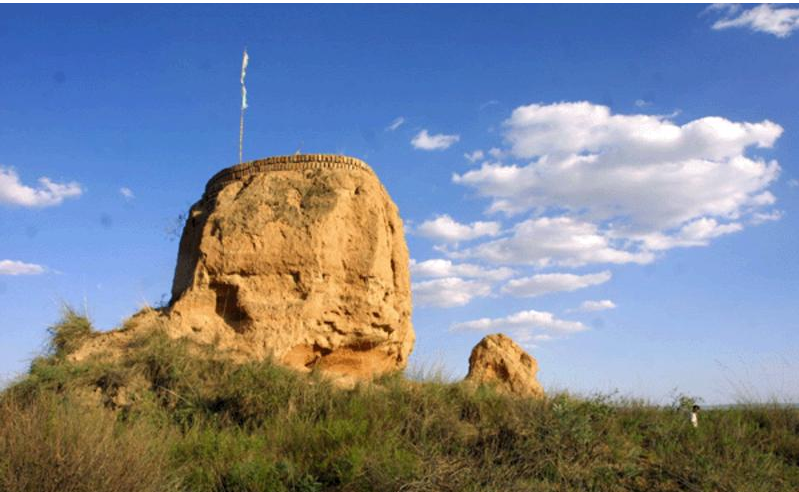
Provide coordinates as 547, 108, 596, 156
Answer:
1, 4, 798, 404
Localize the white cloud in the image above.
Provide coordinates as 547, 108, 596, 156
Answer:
411, 129, 460, 151
634, 99, 652, 108
451, 102, 781, 263
712, 4, 799, 38
386, 116, 405, 131
487, 147, 504, 159
120, 187, 135, 200
703, 4, 741, 16
0, 167, 83, 207
502, 270, 611, 297
750, 210, 783, 225
417, 214, 501, 243
412, 277, 492, 308
632, 218, 743, 251
788, 179, 799, 188
464, 150, 485, 163
451, 309, 587, 334
410, 258, 515, 281
416, 101, 784, 331
452, 216, 654, 267
0, 259, 45, 276
576, 299, 616, 312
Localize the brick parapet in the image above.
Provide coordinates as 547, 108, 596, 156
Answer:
203, 154, 375, 200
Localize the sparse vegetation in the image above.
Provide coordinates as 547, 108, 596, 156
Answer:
2, 311, 798, 492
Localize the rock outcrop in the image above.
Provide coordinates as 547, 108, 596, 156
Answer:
464, 333, 543, 397
75, 155, 414, 382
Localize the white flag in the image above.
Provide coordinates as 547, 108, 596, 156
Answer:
240, 50, 249, 85
240, 49, 249, 109
239, 49, 249, 163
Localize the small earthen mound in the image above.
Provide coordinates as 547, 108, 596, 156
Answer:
465, 333, 544, 397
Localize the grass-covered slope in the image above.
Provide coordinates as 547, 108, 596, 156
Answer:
1, 310, 798, 492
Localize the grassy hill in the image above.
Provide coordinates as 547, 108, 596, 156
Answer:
1, 309, 797, 492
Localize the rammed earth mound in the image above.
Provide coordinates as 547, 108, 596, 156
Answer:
74, 155, 414, 384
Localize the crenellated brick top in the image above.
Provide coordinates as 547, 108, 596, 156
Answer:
203, 154, 375, 200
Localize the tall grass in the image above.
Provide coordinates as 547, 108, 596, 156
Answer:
1, 311, 797, 492
0, 394, 174, 492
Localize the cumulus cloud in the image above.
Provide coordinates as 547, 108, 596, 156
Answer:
711, 4, 799, 38
631, 217, 743, 251
410, 258, 515, 281
464, 150, 485, 163
120, 187, 135, 200
416, 214, 501, 243
386, 116, 405, 131
502, 270, 611, 297
412, 277, 492, 308
423, 100, 783, 340
576, 299, 616, 312
451, 309, 587, 334
411, 129, 460, 150
452, 216, 654, 267
450, 102, 782, 264
0, 259, 45, 276
0, 167, 83, 207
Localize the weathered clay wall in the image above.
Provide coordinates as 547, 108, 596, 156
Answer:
167, 154, 414, 382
